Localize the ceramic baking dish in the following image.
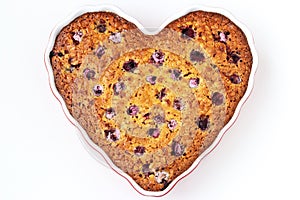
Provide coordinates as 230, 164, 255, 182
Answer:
44, 4, 258, 197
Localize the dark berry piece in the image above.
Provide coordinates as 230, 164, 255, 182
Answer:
155, 171, 169, 184
155, 88, 167, 100
142, 164, 153, 176
173, 98, 184, 111
189, 78, 200, 88
127, 105, 139, 116
113, 82, 126, 95
227, 49, 240, 64
97, 24, 106, 33
170, 69, 182, 81
143, 113, 151, 119
181, 27, 195, 39
93, 85, 104, 96
231, 53, 240, 64
83, 68, 96, 80
150, 50, 164, 66
105, 107, 116, 119
219, 32, 228, 42
134, 146, 145, 156
190, 50, 205, 62
213, 31, 230, 42
104, 129, 120, 142
196, 115, 210, 131
229, 74, 242, 84
153, 115, 165, 124
72, 31, 83, 45
171, 141, 185, 156
167, 119, 177, 130
109, 32, 122, 43
123, 59, 138, 72
95, 46, 105, 58
212, 92, 224, 106
147, 128, 160, 138
146, 75, 157, 85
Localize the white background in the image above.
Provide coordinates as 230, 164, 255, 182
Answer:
1, 0, 299, 199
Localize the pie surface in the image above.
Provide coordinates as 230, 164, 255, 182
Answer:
49, 11, 253, 191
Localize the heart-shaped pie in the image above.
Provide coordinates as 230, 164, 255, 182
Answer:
46, 6, 256, 195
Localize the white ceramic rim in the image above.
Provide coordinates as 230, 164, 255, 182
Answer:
44, 4, 258, 197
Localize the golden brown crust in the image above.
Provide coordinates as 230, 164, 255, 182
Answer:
167, 11, 252, 122
50, 11, 252, 191
51, 12, 137, 111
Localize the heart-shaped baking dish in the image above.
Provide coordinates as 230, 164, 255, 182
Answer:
44, 5, 257, 197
